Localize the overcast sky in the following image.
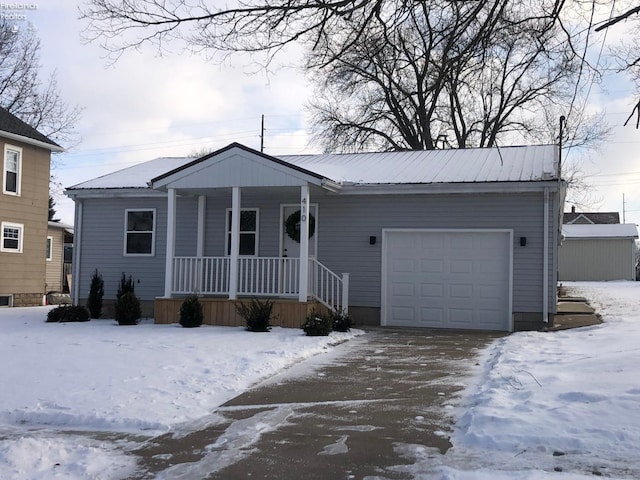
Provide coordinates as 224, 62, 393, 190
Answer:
17, 2, 640, 227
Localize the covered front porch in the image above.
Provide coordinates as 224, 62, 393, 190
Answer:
150, 144, 349, 326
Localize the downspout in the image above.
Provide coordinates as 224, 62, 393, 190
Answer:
543, 187, 549, 324
72, 198, 82, 305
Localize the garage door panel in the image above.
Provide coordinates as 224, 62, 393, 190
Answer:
450, 260, 473, 274
392, 259, 417, 273
449, 308, 474, 326
420, 307, 444, 324
391, 306, 415, 322
421, 283, 443, 298
384, 230, 511, 331
421, 259, 444, 273
391, 282, 415, 297
449, 283, 473, 299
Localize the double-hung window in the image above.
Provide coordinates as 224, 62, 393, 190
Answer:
125, 209, 155, 256
3, 145, 22, 195
1, 222, 23, 253
226, 209, 259, 256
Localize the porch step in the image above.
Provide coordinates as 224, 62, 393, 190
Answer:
557, 302, 595, 314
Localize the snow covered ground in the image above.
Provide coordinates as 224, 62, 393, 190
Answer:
1, 281, 639, 479
397, 281, 640, 479
0, 309, 362, 479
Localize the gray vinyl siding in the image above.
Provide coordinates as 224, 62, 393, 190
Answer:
314, 191, 556, 314
78, 196, 168, 301
559, 238, 636, 281
76, 187, 559, 316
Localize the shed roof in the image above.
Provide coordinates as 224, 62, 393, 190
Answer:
562, 224, 639, 239
68, 143, 558, 190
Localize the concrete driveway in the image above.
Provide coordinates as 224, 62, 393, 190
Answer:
134, 328, 502, 479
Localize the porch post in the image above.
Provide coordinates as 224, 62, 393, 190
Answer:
163, 188, 176, 297
197, 195, 206, 257
229, 187, 241, 300
298, 185, 310, 302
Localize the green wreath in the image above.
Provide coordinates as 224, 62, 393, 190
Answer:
285, 210, 316, 243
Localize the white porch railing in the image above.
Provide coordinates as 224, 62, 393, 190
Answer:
308, 258, 349, 313
172, 257, 230, 294
238, 257, 300, 297
171, 256, 349, 313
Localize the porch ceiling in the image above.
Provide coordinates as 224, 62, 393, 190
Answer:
151, 143, 329, 192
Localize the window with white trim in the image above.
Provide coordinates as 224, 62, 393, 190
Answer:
226, 209, 259, 256
46, 236, 53, 261
124, 209, 155, 256
1, 222, 23, 253
3, 145, 22, 195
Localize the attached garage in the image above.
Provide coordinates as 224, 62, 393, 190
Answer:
382, 229, 512, 331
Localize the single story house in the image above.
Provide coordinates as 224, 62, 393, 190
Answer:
559, 223, 639, 281
65, 143, 564, 332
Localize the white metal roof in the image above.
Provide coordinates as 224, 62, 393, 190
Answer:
281, 144, 558, 184
68, 144, 558, 190
562, 224, 639, 239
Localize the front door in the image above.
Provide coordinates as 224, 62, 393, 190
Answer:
281, 205, 318, 258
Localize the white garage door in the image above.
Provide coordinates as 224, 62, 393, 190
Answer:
383, 230, 512, 331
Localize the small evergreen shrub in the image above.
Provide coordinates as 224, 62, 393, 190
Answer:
115, 291, 141, 325
235, 298, 273, 332
116, 273, 135, 301
87, 269, 104, 318
331, 310, 352, 332
46, 305, 90, 323
302, 310, 332, 336
180, 295, 204, 328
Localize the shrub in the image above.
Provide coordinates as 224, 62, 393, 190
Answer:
331, 310, 352, 332
235, 298, 273, 332
87, 269, 104, 318
46, 305, 90, 323
115, 291, 141, 325
302, 310, 332, 336
116, 273, 135, 301
180, 295, 204, 328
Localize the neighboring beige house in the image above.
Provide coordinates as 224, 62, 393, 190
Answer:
559, 223, 639, 281
46, 221, 73, 293
0, 107, 63, 307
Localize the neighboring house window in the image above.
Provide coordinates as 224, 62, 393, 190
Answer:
1, 222, 23, 253
3, 145, 22, 195
46, 236, 53, 261
226, 209, 259, 256
125, 209, 155, 255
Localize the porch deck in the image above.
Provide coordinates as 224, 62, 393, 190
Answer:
154, 297, 329, 328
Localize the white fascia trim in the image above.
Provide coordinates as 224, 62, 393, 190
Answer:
338, 181, 562, 195
65, 188, 166, 200
0, 130, 64, 152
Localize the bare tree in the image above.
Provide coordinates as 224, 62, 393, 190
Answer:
0, 22, 81, 147
308, 0, 609, 151
80, 0, 403, 65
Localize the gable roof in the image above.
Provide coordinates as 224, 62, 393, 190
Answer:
562, 223, 638, 239
67, 143, 559, 191
0, 107, 63, 152
563, 212, 620, 224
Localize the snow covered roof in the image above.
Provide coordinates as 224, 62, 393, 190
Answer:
68, 143, 558, 191
562, 223, 639, 239
70, 157, 194, 189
